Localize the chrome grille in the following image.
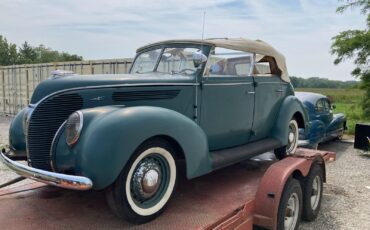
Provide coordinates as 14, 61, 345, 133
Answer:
27, 94, 83, 170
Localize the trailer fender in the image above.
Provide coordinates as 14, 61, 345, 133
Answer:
253, 155, 325, 230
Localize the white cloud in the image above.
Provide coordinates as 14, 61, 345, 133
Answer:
0, 0, 365, 80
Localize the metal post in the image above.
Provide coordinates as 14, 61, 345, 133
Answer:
26, 69, 30, 104
2, 70, 5, 114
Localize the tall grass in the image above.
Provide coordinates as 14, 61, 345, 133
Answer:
296, 88, 369, 135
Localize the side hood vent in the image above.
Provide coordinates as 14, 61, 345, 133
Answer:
112, 90, 180, 102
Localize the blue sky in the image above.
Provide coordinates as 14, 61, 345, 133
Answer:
0, 0, 366, 80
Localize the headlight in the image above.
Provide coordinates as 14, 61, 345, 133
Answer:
66, 111, 83, 147
23, 106, 34, 135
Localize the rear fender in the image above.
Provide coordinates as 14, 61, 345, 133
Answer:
271, 96, 308, 145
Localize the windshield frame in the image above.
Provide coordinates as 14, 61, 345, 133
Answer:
129, 43, 211, 77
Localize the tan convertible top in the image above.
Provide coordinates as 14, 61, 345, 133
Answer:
137, 38, 289, 82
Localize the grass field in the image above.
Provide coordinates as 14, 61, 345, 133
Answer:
296, 88, 369, 135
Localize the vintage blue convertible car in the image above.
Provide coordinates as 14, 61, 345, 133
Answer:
296, 92, 347, 148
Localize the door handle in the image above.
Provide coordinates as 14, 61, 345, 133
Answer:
275, 89, 284, 93
247, 91, 255, 94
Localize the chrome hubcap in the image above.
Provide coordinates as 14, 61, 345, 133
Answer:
284, 193, 299, 230
132, 159, 162, 200
287, 122, 297, 153
289, 132, 295, 143
310, 176, 321, 210
142, 169, 160, 194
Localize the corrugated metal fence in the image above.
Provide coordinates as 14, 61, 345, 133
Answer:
0, 59, 133, 115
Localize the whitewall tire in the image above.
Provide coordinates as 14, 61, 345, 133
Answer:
106, 138, 177, 224
286, 119, 299, 155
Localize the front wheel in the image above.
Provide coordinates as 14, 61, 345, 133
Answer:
106, 138, 177, 224
274, 119, 299, 159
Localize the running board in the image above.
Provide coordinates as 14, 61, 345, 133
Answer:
210, 138, 281, 170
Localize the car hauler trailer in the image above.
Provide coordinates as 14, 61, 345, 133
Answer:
0, 148, 334, 230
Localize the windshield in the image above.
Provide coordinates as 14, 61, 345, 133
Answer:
130, 48, 162, 74
130, 46, 202, 76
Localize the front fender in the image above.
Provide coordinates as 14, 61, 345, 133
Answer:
56, 106, 211, 190
271, 96, 308, 145
8, 108, 27, 157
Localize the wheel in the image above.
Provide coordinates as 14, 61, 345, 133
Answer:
106, 138, 177, 224
274, 119, 299, 160
336, 125, 345, 140
277, 178, 303, 230
302, 164, 323, 221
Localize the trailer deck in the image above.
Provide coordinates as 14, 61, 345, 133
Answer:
0, 149, 335, 230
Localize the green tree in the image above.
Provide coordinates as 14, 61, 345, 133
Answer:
331, 0, 370, 117
0, 35, 19, 65
8, 44, 19, 65
19, 41, 37, 64
33, 44, 82, 63
0, 35, 83, 65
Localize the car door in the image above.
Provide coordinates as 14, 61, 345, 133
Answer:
200, 48, 255, 151
317, 98, 333, 129
249, 56, 285, 141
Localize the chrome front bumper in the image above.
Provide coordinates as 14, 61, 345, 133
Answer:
0, 149, 93, 190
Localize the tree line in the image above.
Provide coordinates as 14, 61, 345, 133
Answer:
290, 76, 359, 89
0, 35, 83, 66
331, 0, 370, 117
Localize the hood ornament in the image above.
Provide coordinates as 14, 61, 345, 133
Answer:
49, 70, 75, 79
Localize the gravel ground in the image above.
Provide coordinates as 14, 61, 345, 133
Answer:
0, 115, 369, 229
300, 140, 370, 229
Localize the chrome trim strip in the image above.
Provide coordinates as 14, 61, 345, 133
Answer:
256, 82, 281, 85
203, 82, 253, 86
50, 120, 67, 172
0, 149, 93, 190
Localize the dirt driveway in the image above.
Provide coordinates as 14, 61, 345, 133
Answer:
0, 116, 369, 229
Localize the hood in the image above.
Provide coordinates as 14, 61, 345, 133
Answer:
30, 73, 194, 104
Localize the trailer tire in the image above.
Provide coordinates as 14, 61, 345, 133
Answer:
302, 164, 323, 221
277, 178, 302, 230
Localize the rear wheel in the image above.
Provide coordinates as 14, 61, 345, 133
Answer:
277, 178, 303, 230
302, 164, 323, 221
274, 119, 299, 160
106, 138, 177, 224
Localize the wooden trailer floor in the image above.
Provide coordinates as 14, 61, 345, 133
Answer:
0, 149, 335, 230
0, 158, 273, 230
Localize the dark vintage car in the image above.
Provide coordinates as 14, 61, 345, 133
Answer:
296, 92, 347, 148
1, 38, 308, 223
